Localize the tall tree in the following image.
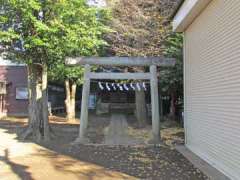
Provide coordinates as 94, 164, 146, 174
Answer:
48, 8, 110, 122
160, 33, 183, 119
105, 0, 178, 56
105, 0, 179, 125
0, 0, 109, 141
49, 64, 84, 121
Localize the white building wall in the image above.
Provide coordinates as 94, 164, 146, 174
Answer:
184, 0, 240, 179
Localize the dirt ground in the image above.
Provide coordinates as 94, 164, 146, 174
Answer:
0, 114, 208, 180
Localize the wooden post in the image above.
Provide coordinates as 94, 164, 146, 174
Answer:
75, 64, 91, 143
150, 65, 161, 143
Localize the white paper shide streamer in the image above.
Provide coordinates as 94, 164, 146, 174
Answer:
106, 82, 111, 91
112, 83, 117, 91
142, 82, 147, 91
136, 82, 141, 91
98, 81, 148, 91
123, 83, 129, 91
98, 82, 104, 90
130, 83, 135, 90
117, 83, 123, 91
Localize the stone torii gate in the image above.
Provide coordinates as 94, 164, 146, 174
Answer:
66, 57, 175, 143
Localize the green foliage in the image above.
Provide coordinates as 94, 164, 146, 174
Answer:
48, 63, 85, 85
160, 33, 183, 96
0, 0, 110, 81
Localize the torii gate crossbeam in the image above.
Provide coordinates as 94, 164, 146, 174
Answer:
66, 57, 175, 144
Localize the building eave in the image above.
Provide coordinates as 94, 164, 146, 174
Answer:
172, 0, 212, 32
169, 0, 184, 20
0, 57, 26, 66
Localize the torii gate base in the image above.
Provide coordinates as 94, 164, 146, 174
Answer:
66, 57, 175, 144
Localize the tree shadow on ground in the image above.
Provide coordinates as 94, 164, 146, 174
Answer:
30, 148, 133, 179
0, 119, 133, 179
0, 149, 33, 180
0, 117, 207, 180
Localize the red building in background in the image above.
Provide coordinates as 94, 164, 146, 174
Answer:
0, 59, 66, 117
0, 59, 28, 117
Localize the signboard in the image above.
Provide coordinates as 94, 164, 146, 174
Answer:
88, 94, 96, 109
16, 87, 28, 100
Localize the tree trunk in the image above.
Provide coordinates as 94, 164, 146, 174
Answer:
42, 65, 50, 141
169, 91, 176, 120
70, 83, 76, 120
65, 80, 76, 121
135, 67, 147, 127
135, 89, 147, 127
27, 65, 42, 141
159, 94, 163, 121
22, 64, 50, 141
65, 80, 71, 119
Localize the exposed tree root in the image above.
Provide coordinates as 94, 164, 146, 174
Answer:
49, 126, 57, 138
20, 127, 33, 141
19, 126, 53, 143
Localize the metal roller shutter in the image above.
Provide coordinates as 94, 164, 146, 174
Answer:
184, 0, 240, 179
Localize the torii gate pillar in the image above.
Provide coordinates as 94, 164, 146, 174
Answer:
150, 65, 160, 142
75, 64, 91, 143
